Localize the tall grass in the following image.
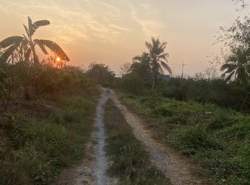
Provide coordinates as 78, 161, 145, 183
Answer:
0, 95, 96, 185
120, 93, 250, 184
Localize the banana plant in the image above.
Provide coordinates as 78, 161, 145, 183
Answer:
0, 16, 70, 64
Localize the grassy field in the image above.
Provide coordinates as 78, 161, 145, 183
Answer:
0, 92, 99, 185
104, 99, 171, 185
119, 92, 250, 185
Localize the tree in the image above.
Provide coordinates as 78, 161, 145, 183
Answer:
220, 47, 250, 86
0, 16, 69, 64
86, 62, 115, 86
217, 13, 250, 86
218, 18, 250, 48
120, 62, 131, 77
131, 52, 151, 87
232, 0, 248, 8
145, 37, 172, 89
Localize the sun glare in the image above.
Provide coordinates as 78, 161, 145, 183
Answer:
56, 57, 61, 62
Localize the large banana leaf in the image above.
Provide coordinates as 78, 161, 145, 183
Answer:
28, 17, 34, 36
34, 39, 70, 61
35, 41, 48, 55
33, 20, 50, 29
28, 16, 50, 37
23, 24, 30, 37
0, 44, 20, 62
0, 36, 23, 48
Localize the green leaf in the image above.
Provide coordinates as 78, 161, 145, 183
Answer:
0, 44, 20, 62
23, 24, 29, 36
35, 41, 48, 55
33, 39, 70, 61
225, 71, 235, 81
33, 20, 50, 29
0, 36, 23, 48
28, 16, 35, 37
28, 17, 50, 37
160, 61, 172, 74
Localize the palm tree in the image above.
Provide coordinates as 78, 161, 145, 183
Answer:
220, 47, 250, 86
145, 37, 172, 89
0, 16, 69, 64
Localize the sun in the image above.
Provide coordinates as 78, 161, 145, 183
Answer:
56, 57, 61, 62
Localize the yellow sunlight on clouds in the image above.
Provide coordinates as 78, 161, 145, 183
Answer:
0, 0, 249, 76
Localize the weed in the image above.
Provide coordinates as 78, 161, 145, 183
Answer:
0, 95, 96, 185
119, 93, 250, 184
104, 99, 170, 185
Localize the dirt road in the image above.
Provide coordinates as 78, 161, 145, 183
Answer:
57, 88, 207, 185
110, 90, 206, 185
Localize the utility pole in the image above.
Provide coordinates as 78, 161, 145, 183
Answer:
181, 61, 185, 78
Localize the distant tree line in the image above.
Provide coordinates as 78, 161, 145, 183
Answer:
114, 16, 250, 111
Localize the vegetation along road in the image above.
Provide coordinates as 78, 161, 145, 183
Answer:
57, 88, 211, 185
1, 13, 250, 185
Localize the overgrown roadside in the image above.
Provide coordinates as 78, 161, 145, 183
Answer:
119, 93, 250, 185
0, 91, 99, 185
110, 91, 209, 185
104, 98, 170, 185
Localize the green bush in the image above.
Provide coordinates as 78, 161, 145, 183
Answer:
115, 73, 144, 95
0, 95, 96, 185
168, 126, 222, 155
119, 93, 250, 184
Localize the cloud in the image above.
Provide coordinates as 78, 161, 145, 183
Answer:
109, 24, 130, 32
129, 3, 167, 37
0, 0, 133, 45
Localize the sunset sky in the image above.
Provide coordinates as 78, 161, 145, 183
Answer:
0, 0, 249, 76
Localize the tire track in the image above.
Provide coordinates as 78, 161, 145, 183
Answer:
109, 89, 207, 185
92, 88, 111, 185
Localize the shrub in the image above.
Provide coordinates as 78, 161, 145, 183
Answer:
115, 73, 144, 95
168, 126, 222, 155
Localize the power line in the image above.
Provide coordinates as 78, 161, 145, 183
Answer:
171, 63, 207, 67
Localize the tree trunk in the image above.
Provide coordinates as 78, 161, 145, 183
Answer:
31, 43, 39, 64
152, 72, 156, 89
151, 58, 157, 89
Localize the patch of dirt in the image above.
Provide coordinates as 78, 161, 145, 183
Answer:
110, 90, 212, 185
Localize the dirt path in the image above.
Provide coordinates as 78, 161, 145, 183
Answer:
56, 89, 116, 185
92, 88, 117, 185
57, 88, 207, 185
109, 89, 207, 185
